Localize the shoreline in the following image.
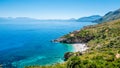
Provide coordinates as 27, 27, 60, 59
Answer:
71, 43, 88, 52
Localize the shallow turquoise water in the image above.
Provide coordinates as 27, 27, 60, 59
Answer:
0, 20, 95, 68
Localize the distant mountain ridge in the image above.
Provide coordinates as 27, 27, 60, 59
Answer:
0, 17, 76, 22
94, 8, 120, 23
77, 15, 101, 22
0, 16, 102, 22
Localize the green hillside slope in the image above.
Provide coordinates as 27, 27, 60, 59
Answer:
26, 19, 120, 68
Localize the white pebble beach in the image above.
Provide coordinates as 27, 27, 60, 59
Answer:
72, 43, 88, 52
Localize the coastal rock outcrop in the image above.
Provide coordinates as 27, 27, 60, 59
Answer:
53, 29, 94, 44
64, 52, 74, 61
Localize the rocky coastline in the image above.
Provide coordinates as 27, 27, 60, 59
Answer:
52, 29, 94, 61
53, 29, 94, 44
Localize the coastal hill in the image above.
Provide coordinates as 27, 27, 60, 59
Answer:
54, 19, 120, 45
26, 18, 120, 68
94, 8, 120, 23
77, 15, 101, 22
26, 8, 120, 68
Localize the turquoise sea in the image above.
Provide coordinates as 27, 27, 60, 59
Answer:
0, 20, 95, 68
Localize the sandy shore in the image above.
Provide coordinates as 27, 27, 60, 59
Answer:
72, 43, 88, 52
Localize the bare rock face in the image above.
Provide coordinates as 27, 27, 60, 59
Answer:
53, 36, 94, 44
52, 28, 95, 44
115, 54, 120, 59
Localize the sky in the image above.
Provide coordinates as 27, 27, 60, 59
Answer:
0, 0, 120, 19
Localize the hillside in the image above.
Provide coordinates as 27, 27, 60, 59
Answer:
26, 19, 120, 68
77, 15, 101, 22
94, 8, 120, 23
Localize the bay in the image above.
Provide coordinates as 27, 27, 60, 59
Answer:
0, 20, 95, 68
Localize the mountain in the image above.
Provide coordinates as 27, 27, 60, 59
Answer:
26, 8, 120, 68
0, 17, 36, 22
94, 8, 120, 23
77, 15, 101, 22
0, 17, 76, 22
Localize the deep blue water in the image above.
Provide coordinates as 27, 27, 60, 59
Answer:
0, 20, 95, 68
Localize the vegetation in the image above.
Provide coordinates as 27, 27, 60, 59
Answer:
25, 63, 67, 68
94, 8, 120, 23
26, 19, 120, 68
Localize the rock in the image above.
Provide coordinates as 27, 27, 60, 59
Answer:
70, 34, 74, 37
51, 37, 67, 43
53, 29, 94, 43
64, 52, 74, 61
59, 36, 94, 43
115, 53, 120, 59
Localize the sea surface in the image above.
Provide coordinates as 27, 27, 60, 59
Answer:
0, 20, 95, 68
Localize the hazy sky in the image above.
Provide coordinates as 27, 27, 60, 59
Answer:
0, 0, 120, 19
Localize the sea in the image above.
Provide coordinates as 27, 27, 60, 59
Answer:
0, 19, 95, 68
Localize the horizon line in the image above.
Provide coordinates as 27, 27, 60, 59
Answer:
0, 15, 102, 20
